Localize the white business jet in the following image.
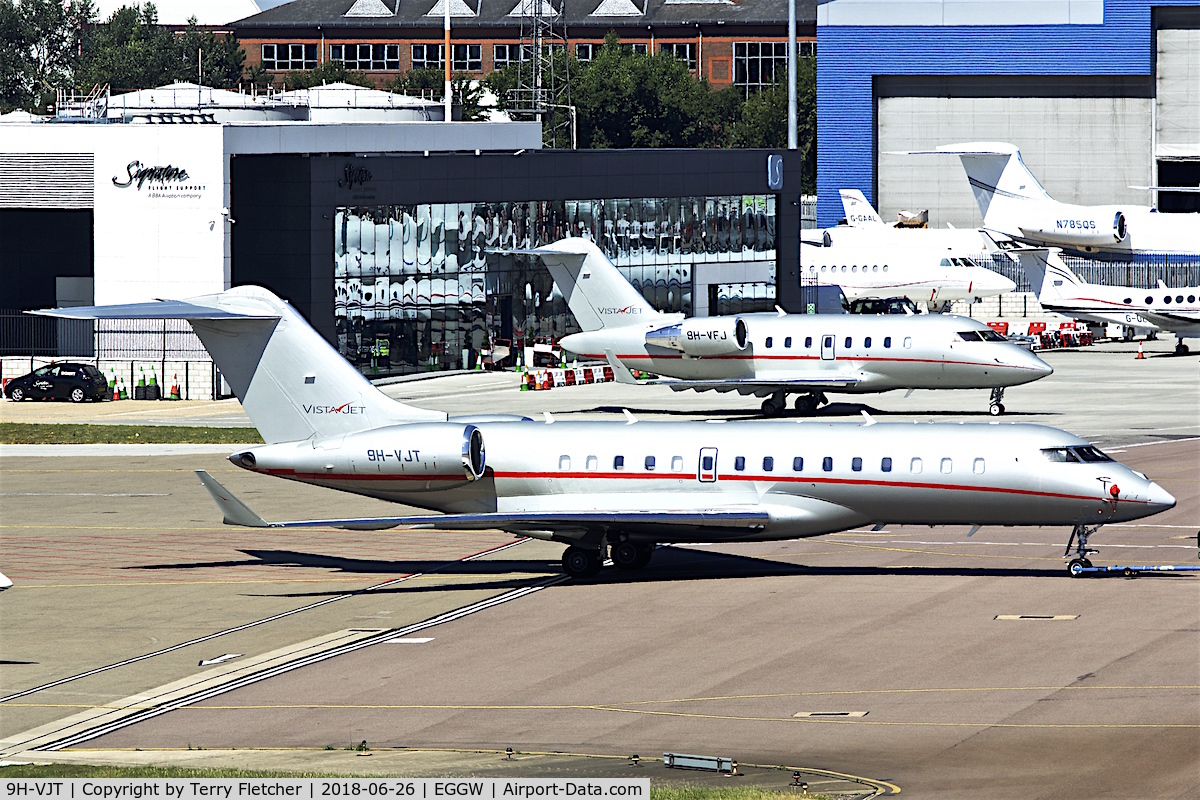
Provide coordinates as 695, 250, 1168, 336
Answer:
1015, 248, 1199, 353
907, 142, 1200, 257
531, 238, 1050, 416
800, 219, 1015, 310
37, 288, 1172, 580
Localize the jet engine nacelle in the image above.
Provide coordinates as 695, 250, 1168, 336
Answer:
1019, 208, 1127, 247
232, 423, 486, 484
645, 317, 749, 357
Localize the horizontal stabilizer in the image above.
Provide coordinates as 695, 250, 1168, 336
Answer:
32, 300, 277, 321
194, 472, 768, 532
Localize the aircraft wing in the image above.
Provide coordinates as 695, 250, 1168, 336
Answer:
196, 471, 769, 532
1139, 310, 1200, 330
33, 299, 278, 320
602, 351, 863, 393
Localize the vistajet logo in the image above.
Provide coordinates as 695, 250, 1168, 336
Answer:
598, 306, 642, 316
304, 403, 366, 415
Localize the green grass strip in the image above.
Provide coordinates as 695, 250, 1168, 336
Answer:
0, 423, 263, 445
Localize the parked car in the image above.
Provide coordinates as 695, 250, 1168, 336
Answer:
4, 362, 109, 402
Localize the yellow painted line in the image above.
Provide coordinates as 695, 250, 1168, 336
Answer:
995, 614, 1079, 621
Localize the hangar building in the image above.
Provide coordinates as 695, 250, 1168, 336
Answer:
815, 0, 1200, 232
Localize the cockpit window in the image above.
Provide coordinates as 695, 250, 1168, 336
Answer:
956, 331, 983, 342
1042, 446, 1114, 463
939, 258, 951, 267
979, 329, 1006, 342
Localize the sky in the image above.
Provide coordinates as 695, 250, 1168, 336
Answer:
256, 0, 291, 7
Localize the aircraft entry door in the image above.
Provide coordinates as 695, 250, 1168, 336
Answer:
821, 334, 835, 361
698, 447, 718, 482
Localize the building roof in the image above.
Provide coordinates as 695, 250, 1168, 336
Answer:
232, 0, 814, 29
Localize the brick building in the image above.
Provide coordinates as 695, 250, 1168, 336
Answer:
233, 0, 815, 92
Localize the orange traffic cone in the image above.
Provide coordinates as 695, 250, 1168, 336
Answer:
169, 374, 181, 400
1136, 342, 1145, 359
112, 382, 120, 401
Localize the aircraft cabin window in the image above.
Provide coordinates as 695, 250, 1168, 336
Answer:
864, 336, 872, 348
881, 457, 892, 472
884, 337, 892, 348
1164, 296, 1172, 304
763, 456, 774, 471
644, 455, 656, 470
792, 456, 803, 472
973, 458, 985, 474
701, 455, 714, 471
903, 337, 913, 349
851, 457, 862, 472
559, 455, 571, 471
872, 265, 878, 272
941, 458, 953, 474
882, 265, 888, 272
1123, 298, 1132, 304
844, 336, 852, 348
586, 455, 598, 471
785, 337, 792, 348
821, 266, 827, 273
805, 336, 813, 348
911, 457, 923, 474
841, 266, 848, 273
1177, 295, 1185, 303
734, 456, 746, 471
852, 266, 857, 273
1145, 295, 1154, 304
671, 456, 684, 472
822, 457, 833, 472
766, 337, 773, 348
1190, 296, 1197, 303
613, 455, 625, 470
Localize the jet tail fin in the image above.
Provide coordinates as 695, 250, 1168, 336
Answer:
498, 238, 660, 331
1010, 248, 1081, 304
34, 286, 445, 444
893, 143, 1050, 223
838, 189, 885, 226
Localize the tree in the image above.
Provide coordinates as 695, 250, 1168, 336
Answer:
0, 0, 33, 111
730, 55, 816, 191
76, 4, 183, 91
392, 68, 488, 121
176, 19, 246, 89
0, 0, 95, 111
573, 33, 734, 149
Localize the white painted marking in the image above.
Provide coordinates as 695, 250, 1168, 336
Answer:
384, 637, 434, 644
0, 493, 171, 497
197, 653, 243, 666
793, 711, 869, 718
995, 615, 1078, 621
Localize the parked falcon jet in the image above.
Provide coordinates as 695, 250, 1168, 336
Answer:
906, 142, 1200, 258
37, 287, 1173, 579
838, 188, 1010, 251
1016, 248, 1198, 354
524, 238, 1049, 416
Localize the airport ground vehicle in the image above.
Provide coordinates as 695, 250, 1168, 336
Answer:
4, 362, 108, 403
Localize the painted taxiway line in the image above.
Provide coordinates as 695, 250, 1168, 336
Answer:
0, 538, 531, 705
3, 575, 566, 756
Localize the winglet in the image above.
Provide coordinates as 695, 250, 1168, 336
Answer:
622, 408, 638, 425
860, 410, 876, 426
604, 349, 640, 385
967, 524, 981, 537
195, 470, 271, 528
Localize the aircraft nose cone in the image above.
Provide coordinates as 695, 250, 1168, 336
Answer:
1026, 350, 1054, 378
1145, 481, 1177, 513
983, 270, 1017, 295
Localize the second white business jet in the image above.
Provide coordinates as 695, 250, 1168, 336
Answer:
38, 286, 1173, 580
523, 238, 1050, 416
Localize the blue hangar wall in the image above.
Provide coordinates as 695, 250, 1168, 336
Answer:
814, 0, 1200, 228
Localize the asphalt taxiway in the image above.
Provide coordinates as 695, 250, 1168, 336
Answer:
1, 340, 1197, 797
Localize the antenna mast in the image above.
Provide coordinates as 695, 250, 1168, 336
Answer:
511, 0, 574, 148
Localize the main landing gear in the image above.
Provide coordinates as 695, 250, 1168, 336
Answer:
1065, 524, 1101, 577
561, 541, 655, 580
989, 387, 1006, 417
1175, 339, 1191, 355
761, 391, 824, 417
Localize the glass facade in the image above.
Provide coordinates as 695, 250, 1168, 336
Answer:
333, 195, 776, 376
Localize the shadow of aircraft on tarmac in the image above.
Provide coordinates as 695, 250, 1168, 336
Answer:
128, 544, 1062, 598
591, 402, 1052, 420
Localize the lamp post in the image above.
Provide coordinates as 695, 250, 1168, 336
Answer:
787, 0, 797, 150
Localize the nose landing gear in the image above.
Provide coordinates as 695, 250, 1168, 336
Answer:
1065, 524, 1102, 577
989, 387, 1006, 416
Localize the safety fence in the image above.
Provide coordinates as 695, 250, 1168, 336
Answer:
983, 254, 1200, 293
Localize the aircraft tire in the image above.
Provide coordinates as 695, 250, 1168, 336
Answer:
562, 546, 602, 579
1068, 558, 1089, 578
761, 398, 784, 416
611, 540, 641, 569
633, 544, 654, 569
794, 395, 818, 414
1176, 342, 1190, 355
989, 404, 1003, 417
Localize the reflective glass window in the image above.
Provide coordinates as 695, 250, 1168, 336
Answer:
792, 456, 803, 472
822, 456, 832, 472
881, 457, 892, 472
734, 456, 746, 471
